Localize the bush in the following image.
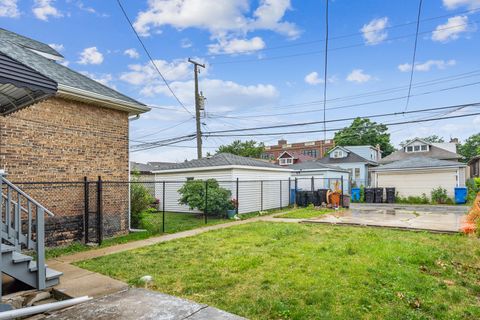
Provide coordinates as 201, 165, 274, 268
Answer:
467, 178, 480, 203
431, 187, 449, 204
130, 171, 155, 228
359, 185, 365, 203
178, 179, 232, 215
396, 194, 429, 205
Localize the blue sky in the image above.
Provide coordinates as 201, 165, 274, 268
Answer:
1, 0, 480, 162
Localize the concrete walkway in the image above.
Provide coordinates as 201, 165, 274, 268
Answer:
48, 289, 246, 320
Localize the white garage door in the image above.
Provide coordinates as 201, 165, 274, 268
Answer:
376, 169, 458, 198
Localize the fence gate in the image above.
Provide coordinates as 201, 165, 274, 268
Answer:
84, 177, 103, 245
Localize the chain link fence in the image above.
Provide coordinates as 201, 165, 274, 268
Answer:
5, 176, 346, 246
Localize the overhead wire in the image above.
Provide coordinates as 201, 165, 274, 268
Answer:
404, 0, 423, 111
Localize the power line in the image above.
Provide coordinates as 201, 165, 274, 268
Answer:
404, 0, 423, 111
208, 80, 480, 119
115, 0, 194, 116
131, 117, 194, 141
322, 0, 329, 141
201, 103, 480, 134
209, 19, 478, 65
203, 111, 480, 137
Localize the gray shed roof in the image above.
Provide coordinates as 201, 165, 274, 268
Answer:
154, 153, 288, 171
0, 29, 148, 113
131, 162, 157, 173
288, 161, 349, 172
379, 145, 460, 164
371, 157, 466, 171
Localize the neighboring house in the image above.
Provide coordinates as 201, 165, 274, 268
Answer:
261, 138, 335, 161
317, 146, 379, 187
468, 155, 480, 178
277, 150, 315, 166
370, 157, 467, 199
0, 28, 149, 244
152, 153, 292, 214
289, 161, 350, 194
379, 138, 460, 164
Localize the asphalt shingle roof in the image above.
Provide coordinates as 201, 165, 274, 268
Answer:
0, 28, 62, 58
317, 151, 376, 165
131, 162, 157, 173
371, 157, 466, 171
0, 29, 147, 110
155, 153, 288, 171
288, 161, 348, 171
379, 145, 460, 164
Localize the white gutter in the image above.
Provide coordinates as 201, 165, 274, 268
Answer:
370, 165, 466, 173
152, 165, 293, 174
57, 84, 150, 115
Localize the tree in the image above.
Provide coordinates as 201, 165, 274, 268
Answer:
458, 133, 480, 162
178, 179, 232, 215
400, 135, 445, 146
216, 140, 265, 158
334, 118, 395, 156
130, 170, 155, 228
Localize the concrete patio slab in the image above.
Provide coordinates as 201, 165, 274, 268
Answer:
47, 288, 245, 320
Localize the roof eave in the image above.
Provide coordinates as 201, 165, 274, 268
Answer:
57, 84, 150, 115
371, 164, 466, 172
152, 165, 293, 174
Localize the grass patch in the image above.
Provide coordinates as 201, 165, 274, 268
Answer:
76, 222, 480, 319
275, 206, 338, 219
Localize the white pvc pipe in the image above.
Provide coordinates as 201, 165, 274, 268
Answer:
0, 296, 92, 319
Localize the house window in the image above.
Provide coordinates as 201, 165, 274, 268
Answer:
279, 158, 293, 165
332, 150, 344, 158
421, 145, 428, 151
406, 146, 413, 152
355, 168, 361, 179
261, 153, 273, 160
406, 144, 428, 153
186, 177, 194, 181
302, 149, 318, 158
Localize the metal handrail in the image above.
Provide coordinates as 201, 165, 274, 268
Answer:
1, 175, 54, 292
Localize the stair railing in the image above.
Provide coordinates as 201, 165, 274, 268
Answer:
0, 175, 54, 291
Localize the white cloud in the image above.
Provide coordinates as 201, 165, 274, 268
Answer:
120, 59, 193, 85
81, 71, 115, 88
473, 115, 480, 125
432, 15, 471, 42
0, 0, 20, 17
346, 69, 372, 83
124, 48, 140, 59
77, 47, 104, 65
361, 17, 389, 45
49, 43, 64, 52
208, 36, 265, 54
180, 38, 192, 48
32, 0, 63, 21
443, 0, 480, 9
398, 59, 456, 72
304, 71, 323, 85
59, 60, 70, 67
133, 0, 299, 39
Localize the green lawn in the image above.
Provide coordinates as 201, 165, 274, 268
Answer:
76, 222, 480, 319
46, 212, 226, 259
274, 207, 338, 219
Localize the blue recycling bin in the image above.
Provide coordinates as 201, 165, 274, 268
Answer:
290, 188, 302, 205
351, 188, 361, 202
454, 187, 468, 204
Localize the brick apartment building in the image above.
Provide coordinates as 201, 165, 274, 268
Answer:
0, 29, 149, 244
261, 139, 335, 164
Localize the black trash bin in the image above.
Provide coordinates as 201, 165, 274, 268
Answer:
386, 187, 396, 203
317, 189, 328, 205
374, 188, 384, 203
365, 188, 375, 203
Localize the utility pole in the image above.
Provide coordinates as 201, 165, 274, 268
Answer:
188, 58, 205, 159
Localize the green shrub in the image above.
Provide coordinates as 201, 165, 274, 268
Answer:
396, 193, 429, 204
467, 178, 480, 203
431, 187, 449, 204
130, 171, 155, 228
178, 179, 231, 215
359, 185, 365, 203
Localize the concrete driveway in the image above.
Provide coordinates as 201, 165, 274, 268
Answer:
305, 203, 468, 233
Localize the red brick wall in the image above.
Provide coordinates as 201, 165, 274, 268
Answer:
0, 97, 130, 245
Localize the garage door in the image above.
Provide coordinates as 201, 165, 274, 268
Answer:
376, 169, 457, 198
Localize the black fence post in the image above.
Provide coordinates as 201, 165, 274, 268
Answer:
288, 177, 291, 206
83, 176, 89, 244
162, 181, 166, 233
311, 176, 314, 192
97, 176, 103, 245
204, 180, 208, 224
236, 178, 239, 215
260, 180, 264, 211
280, 180, 283, 210
341, 176, 344, 208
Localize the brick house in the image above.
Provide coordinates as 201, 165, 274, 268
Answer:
261, 139, 335, 162
276, 151, 315, 166
0, 29, 149, 244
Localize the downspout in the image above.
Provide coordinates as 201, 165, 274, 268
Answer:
128, 114, 140, 231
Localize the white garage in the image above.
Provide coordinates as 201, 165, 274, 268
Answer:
370, 157, 467, 198
152, 153, 292, 214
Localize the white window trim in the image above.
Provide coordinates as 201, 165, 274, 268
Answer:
279, 158, 293, 165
